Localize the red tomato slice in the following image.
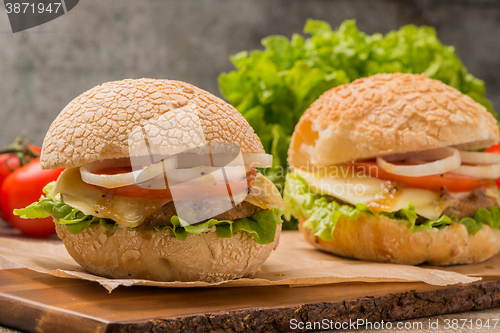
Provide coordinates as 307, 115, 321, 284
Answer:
95, 168, 257, 200
347, 161, 493, 192
485, 143, 500, 154
484, 144, 500, 188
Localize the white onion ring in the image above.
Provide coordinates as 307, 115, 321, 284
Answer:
79, 152, 270, 189
80, 156, 178, 188
242, 153, 273, 168
165, 166, 247, 187
451, 151, 500, 179
452, 164, 500, 179
137, 166, 249, 189
377, 148, 461, 177
172, 153, 272, 169
459, 151, 500, 165
404, 157, 426, 165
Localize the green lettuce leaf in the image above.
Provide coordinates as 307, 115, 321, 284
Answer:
284, 172, 500, 240
14, 183, 116, 235
14, 183, 283, 245
220, 19, 497, 229
155, 207, 282, 244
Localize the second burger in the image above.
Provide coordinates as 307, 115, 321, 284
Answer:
285, 73, 500, 265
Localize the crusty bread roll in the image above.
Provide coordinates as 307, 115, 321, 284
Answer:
288, 73, 499, 168
40, 79, 282, 282
56, 223, 281, 282
299, 217, 500, 266
289, 73, 500, 266
41, 79, 264, 169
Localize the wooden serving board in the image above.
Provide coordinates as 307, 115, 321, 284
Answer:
0, 269, 499, 332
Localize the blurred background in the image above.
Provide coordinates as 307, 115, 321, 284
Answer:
0, 0, 499, 146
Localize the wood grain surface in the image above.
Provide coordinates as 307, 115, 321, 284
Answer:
0, 269, 499, 333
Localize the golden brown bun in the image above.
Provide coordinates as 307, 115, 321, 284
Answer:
56, 223, 281, 282
41, 79, 264, 169
289, 73, 499, 168
299, 216, 500, 266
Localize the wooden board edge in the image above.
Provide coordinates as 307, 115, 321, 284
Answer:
108, 278, 500, 333
0, 293, 109, 333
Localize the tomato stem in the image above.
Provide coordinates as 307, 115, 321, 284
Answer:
0, 134, 40, 169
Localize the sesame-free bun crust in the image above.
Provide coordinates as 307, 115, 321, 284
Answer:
56, 223, 281, 282
41, 79, 264, 169
289, 73, 499, 168
299, 216, 500, 266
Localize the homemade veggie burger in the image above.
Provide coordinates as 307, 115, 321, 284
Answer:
285, 73, 500, 265
15, 79, 284, 282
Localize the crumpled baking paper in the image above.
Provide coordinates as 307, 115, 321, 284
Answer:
0, 231, 492, 292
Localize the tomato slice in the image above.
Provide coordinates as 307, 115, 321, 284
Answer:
347, 161, 494, 192
95, 168, 257, 200
485, 143, 500, 154
484, 144, 500, 188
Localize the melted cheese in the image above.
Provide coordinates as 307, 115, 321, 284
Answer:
51, 168, 172, 228
50, 168, 282, 228
246, 173, 285, 210
391, 188, 447, 220
294, 167, 448, 220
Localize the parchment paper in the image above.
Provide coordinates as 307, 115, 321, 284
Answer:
0, 231, 495, 292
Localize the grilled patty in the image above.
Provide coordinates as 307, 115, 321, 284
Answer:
140, 201, 264, 230
442, 187, 498, 219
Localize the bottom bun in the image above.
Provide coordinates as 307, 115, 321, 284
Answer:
299, 214, 500, 265
56, 223, 281, 282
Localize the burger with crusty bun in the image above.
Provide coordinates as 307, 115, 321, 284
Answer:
15, 79, 284, 282
285, 73, 500, 265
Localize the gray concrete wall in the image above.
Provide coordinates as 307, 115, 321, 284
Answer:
0, 0, 499, 146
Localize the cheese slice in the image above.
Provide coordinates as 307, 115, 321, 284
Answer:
294, 167, 448, 220
50, 168, 282, 228
245, 173, 285, 210
50, 168, 172, 228
391, 188, 446, 220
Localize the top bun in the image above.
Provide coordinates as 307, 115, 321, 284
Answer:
41, 79, 264, 169
288, 73, 499, 168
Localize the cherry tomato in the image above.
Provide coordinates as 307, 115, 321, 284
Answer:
0, 144, 41, 219
0, 145, 41, 183
0, 157, 64, 237
347, 161, 493, 192
484, 143, 500, 188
